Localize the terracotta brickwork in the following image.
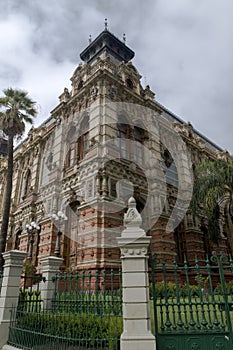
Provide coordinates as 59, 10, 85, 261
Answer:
0, 28, 230, 272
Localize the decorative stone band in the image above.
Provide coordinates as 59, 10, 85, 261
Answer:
2, 250, 27, 268
118, 238, 151, 258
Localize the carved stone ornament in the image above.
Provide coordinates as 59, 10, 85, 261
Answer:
121, 246, 148, 257
121, 197, 146, 238
124, 197, 142, 228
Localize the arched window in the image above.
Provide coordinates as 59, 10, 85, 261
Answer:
78, 80, 83, 90
20, 168, 32, 201
116, 116, 146, 164
24, 169, 31, 196
66, 142, 77, 167
63, 200, 80, 268
126, 78, 133, 89
14, 226, 22, 250
117, 122, 130, 159
134, 192, 146, 213
174, 222, 187, 265
161, 148, 178, 188
77, 114, 90, 161
65, 125, 78, 168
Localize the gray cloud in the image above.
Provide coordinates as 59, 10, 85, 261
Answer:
0, 0, 232, 152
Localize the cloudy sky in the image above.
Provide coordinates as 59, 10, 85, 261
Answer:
0, 0, 232, 153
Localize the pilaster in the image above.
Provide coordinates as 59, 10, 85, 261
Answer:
0, 250, 26, 349
117, 197, 156, 350
40, 256, 63, 309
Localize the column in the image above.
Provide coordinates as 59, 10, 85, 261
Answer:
117, 197, 156, 350
0, 250, 26, 349
40, 256, 63, 309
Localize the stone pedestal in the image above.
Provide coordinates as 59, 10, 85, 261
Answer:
40, 256, 63, 309
117, 197, 156, 350
0, 250, 26, 349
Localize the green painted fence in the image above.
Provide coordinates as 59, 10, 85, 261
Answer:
151, 252, 233, 350
8, 268, 122, 350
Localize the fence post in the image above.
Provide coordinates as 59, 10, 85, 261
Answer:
40, 256, 63, 309
0, 250, 27, 349
117, 197, 156, 350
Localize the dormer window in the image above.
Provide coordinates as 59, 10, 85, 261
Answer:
126, 78, 133, 89
78, 80, 83, 90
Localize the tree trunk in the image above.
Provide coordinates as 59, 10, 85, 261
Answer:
0, 134, 14, 272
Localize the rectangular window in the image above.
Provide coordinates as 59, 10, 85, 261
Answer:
70, 143, 76, 166
83, 133, 89, 153
110, 179, 117, 198
78, 132, 89, 161
120, 138, 127, 158
134, 142, 142, 164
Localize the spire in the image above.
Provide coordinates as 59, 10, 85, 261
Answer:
80, 26, 135, 64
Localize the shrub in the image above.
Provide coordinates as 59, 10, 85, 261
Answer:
14, 311, 122, 350
215, 281, 233, 295
150, 281, 177, 298
150, 281, 203, 299
18, 289, 42, 312
52, 291, 122, 316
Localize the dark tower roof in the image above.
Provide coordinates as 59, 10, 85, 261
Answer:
80, 29, 135, 64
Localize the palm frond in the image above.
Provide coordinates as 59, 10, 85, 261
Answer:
191, 158, 233, 243
0, 88, 37, 137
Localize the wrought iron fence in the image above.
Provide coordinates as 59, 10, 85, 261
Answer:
17, 273, 45, 313
52, 268, 122, 316
8, 268, 122, 350
151, 252, 233, 350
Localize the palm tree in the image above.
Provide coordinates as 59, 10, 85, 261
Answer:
191, 157, 233, 252
0, 88, 37, 271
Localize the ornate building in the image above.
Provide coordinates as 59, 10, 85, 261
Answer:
0, 26, 230, 272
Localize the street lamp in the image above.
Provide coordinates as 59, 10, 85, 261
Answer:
51, 211, 68, 257
25, 221, 40, 261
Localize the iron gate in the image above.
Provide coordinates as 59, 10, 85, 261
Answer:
151, 252, 233, 350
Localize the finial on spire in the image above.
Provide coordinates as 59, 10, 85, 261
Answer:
104, 18, 108, 31
89, 35, 92, 44
123, 33, 126, 44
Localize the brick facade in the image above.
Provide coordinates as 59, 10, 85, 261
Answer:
0, 28, 230, 272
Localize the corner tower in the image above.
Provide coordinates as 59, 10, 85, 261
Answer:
42, 23, 163, 271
